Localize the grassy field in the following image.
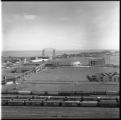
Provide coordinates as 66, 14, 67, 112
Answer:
2, 66, 119, 92
28, 66, 119, 82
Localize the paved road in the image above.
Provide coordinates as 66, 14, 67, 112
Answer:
2, 106, 119, 119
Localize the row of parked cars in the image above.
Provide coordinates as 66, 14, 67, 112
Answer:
87, 72, 119, 82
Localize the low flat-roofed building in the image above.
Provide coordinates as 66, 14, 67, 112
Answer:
71, 61, 82, 66
89, 57, 105, 66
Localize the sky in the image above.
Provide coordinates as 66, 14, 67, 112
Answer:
2, 1, 119, 51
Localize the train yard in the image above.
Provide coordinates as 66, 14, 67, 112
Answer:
2, 90, 120, 119
2, 91, 120, 107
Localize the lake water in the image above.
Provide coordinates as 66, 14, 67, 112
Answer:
2, 50, 81, 57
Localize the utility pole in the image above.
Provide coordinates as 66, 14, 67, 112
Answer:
109, 54, 110, 64
104, 54, 110, 65
107, 54, 110, 64
53, 49, 56, 59
42, 49, 45, 57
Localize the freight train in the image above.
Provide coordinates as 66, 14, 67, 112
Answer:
2, 90, 120, 108
2, 95, 120, 107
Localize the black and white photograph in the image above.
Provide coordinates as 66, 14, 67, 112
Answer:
1, 1, 120, 119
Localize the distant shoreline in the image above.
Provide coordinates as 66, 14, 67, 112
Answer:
2, 49, 119, 57
2, 49, 119, 52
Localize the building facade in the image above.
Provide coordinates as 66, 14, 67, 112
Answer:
89, 58, 105, 66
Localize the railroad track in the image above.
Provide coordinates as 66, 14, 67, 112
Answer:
2, 91, 120, 119
2, 90, 120, 95
1, 90, 120, 108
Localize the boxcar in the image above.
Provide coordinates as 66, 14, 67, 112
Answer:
98, 100, 119, 107
25, 100, 42, 106
62, 101, 80, 107
8, 100, 24, 106
2, 95, 18, 99
43, 101, 62, 106
80, 101, 98, 107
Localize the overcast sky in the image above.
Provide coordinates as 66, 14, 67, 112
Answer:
2, 1, 119, 51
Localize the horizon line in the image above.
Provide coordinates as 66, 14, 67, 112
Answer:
1, 48, 119, 52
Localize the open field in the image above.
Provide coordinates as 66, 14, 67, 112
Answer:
27, 66, 119, 82
2, 106, 119, 119
2, 66, 119, 92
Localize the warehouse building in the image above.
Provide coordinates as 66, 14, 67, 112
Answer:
89, 57, 105, 66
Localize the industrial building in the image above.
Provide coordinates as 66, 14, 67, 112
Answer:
89, 57, 105, 66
